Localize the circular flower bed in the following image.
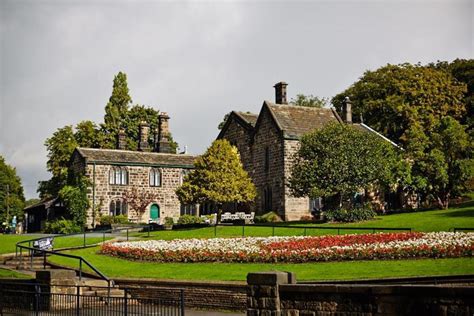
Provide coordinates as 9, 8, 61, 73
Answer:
101, 232, 474, 263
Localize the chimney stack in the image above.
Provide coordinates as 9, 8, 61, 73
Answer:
274, 82, 288, 104
157, 112, 173, 153
343, 96, 352, 124
117, 129, 127, 150
138, 121, 150, 151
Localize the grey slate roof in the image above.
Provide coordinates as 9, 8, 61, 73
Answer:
75, 148, 197, 167
265, 101, 341, 139
235, 111, 258, 127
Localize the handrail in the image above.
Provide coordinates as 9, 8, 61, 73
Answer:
14, 224, 153, 289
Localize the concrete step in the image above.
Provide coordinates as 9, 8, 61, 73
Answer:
81, 288, 125, 298
79, 278, 110, 287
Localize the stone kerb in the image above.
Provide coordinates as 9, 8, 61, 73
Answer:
247, 271, 295, 316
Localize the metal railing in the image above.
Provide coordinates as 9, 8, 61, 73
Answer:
0, 281, 185, 316
212, 223, 412, 238
14, 225, 154, 289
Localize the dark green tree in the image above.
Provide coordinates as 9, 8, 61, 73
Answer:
332, 63, 467, 145
58, 176, 90, 227
176, 139, 256, 221
0, 156, 25, 223
74, 120, 103, 148
102, 72, 132, 148
291, 94, 327, 108
406, 117, 473, 209
288, 123, 400, 208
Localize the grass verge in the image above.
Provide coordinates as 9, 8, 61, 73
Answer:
0, 268, 32, 279
48, 247, 474, 282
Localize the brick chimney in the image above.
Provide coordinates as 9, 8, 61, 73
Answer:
274, 82, 288, 105
117, 129, 127, 150
138, 121, 150, 151
342, 96, 352, 124
157, 112, 172, 153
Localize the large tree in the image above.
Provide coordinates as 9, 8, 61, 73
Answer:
331, 63, 467, 145
176, 139, 256, 221
405, 116, 473, 209
0, 156, 25, 223
290, 94, 327, 108
288, 123, 400, 209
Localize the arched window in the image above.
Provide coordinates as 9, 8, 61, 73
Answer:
109, 199, 128, 216
149, 168, 162, 187
109, 166, 128, 185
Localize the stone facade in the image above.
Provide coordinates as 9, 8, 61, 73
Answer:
70, 148, 196, 228
218, 84, 341, 220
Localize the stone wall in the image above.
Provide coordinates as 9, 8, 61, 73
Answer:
251, 107, 285, 217
221, 116, 254, 173
247, 272, 474, 316
283, 140, 311, 221
84, 163, 187, 227
114, 278, 247, 311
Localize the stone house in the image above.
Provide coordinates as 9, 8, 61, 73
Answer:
218, 82, 398, 221
70, 113, 198, 227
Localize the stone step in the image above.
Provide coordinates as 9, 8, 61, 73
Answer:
79, 278, 110, 288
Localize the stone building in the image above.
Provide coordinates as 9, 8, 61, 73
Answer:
70, 112, 198, 227
218, 82, 397, 221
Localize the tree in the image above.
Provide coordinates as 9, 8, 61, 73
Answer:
176, 139, 256, 221
288, 123, 399, 208
39, 125, 78, 198
406, 117, 473, 209
102, 71, 132, 148
74, 120, 103, 148
291, 94, 327, 108
123, 187, 158, 218
331, 63, 467, 145
58, 176, 90, 227
0, 156, 25, 223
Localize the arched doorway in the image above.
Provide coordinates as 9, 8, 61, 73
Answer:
150, 204, 160, 221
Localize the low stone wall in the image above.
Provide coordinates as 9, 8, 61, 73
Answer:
247, 272, 474, 316
114, 278, 247, 311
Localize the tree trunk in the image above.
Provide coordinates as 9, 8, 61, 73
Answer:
216, 204, 223, 224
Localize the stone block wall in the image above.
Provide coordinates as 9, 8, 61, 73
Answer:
84, 163, 187, 227
251, 108, 286, 217
247, 272, 474, 316
221, 117, 254, 173
283, 140, 311, 221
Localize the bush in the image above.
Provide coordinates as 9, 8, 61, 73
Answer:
300, 215, 313, 222
99, 215, 130, 226
254, 212, 282, 223
164, 217, 174, 226
325, 207, 376, 223
44, 218, 82, 234
177, 215, 203, 225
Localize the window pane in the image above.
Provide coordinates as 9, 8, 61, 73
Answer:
121, 168, 127, 185
115, 168, 120, 184
156, 171, 161, 186
149, 170, 154, 186
109, 169, 115, 184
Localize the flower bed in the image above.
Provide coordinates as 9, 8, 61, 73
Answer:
101, 232, 474, 263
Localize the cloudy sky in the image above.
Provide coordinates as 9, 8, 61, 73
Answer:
0, 0, 472, 199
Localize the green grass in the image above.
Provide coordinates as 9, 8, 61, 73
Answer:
132, 201, 474, 240
48, 246, 474, 282
0, 234, 111, 255
0, 268, 32, 279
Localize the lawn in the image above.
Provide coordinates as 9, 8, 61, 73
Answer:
0, 268, 32, 279
132, 201, 474, 240
0, 234, 111, 255
48, 246, 474, 282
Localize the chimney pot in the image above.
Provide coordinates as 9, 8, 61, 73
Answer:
117, 129, 127, 150
274, 82, 288, 105
157, 112, 173, 153
138, 121, 150, 151
343, 96, 352, 124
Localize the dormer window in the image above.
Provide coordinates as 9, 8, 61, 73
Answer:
149, 168, 162, 187
109, 166, 128, 185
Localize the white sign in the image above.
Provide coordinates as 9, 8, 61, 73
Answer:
33, 237, 54, 250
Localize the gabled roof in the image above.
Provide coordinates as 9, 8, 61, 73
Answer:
217, 111, 258, 139
262, 101, 342, 139
74, 148, 196, 168
24, 197, 59, 211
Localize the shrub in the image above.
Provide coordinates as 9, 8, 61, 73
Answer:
325, 207, 376, 223
177, 215, 204, 225
254, 212, 282, 223
44, 218, 82, 234
300, 215, 313, 222
164, 217, 174, 226
99, 215, 130, 226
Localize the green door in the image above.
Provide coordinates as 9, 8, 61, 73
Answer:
150, 204, 160, 221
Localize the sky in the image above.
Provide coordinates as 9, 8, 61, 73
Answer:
0, 0, 472, 199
